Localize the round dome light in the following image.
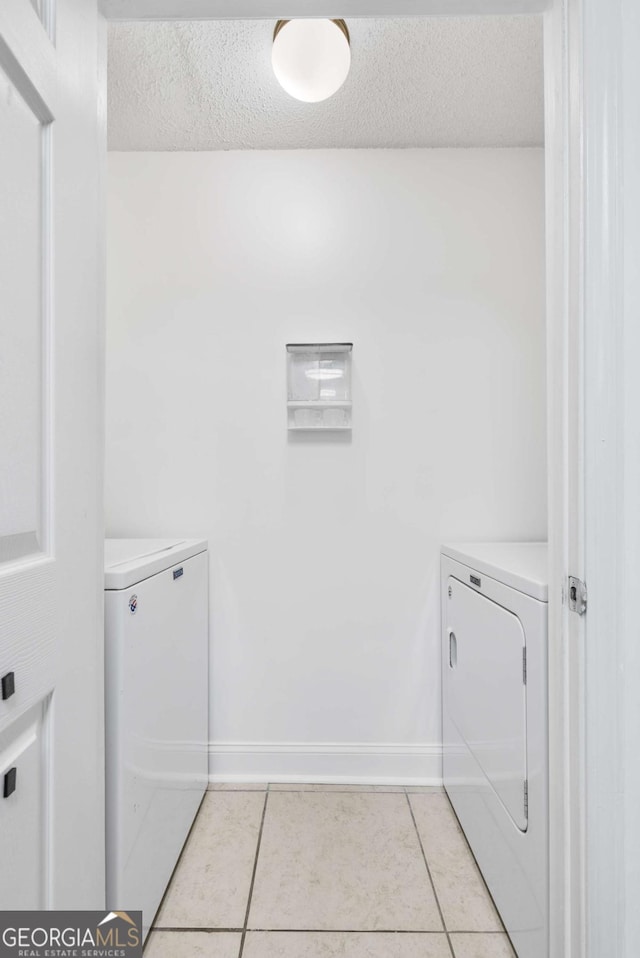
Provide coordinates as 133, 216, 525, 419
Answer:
272, 19, 351, 103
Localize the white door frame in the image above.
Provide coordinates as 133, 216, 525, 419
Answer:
99, 0, 637, 954
546, 0, 640, 954
581, 0, 639, 955
100, 0, 548, 17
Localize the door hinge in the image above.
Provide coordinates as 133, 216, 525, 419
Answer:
522, 648, 527, 685
524, 779, 529, 818
568, 576, 587, 615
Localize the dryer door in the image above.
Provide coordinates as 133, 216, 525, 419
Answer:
447, 577, 527, 831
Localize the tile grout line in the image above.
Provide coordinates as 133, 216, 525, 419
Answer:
404, 789, 456, 958
266, 791, 405, 796
152, 927, 502, 935
239, 929, 463, 934
238, 784, 270, 958
152, 927, 244, 933
208, 788, 270, 793
147, 788, 209, 939
442, 793, 510, 939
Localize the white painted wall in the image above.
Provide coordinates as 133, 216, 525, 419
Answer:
106, 148, 546, 782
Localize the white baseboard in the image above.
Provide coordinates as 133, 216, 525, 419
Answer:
208, 741, 443, 786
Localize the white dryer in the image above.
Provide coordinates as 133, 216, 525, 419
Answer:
441, 542, 548, 958
104, 538, 209, 940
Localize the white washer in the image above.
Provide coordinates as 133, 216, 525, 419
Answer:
441, 542, 548, 958
104, 538, 209, 940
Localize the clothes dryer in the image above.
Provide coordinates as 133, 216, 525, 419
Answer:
441, 542, 548, 958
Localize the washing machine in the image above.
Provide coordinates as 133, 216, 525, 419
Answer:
441, 542, 548, 958
104, 538, 209, 940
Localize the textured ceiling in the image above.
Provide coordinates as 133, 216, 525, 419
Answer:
107, 16, 544, 151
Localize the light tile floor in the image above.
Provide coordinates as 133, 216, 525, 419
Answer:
146, 785, 515, 958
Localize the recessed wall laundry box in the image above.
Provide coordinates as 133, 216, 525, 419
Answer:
287, 343, 353, 431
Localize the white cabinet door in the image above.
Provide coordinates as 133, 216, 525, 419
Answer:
0, 0, 104, 908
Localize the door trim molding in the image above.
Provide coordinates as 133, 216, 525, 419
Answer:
582, 0, 629, 954
100, 0, 549, 21
544, 2, 586, 956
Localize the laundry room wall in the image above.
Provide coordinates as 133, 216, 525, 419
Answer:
105, 147, 546, 782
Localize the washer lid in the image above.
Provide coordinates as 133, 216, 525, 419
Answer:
104, 538, 207, 590
441, 541, 548, 602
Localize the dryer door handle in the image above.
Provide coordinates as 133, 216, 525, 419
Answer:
449, 631, 458, 669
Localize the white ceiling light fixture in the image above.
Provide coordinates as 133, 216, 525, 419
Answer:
272, 19, 351, 104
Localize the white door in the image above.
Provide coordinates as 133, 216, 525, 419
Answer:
0, 0, 104, 908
